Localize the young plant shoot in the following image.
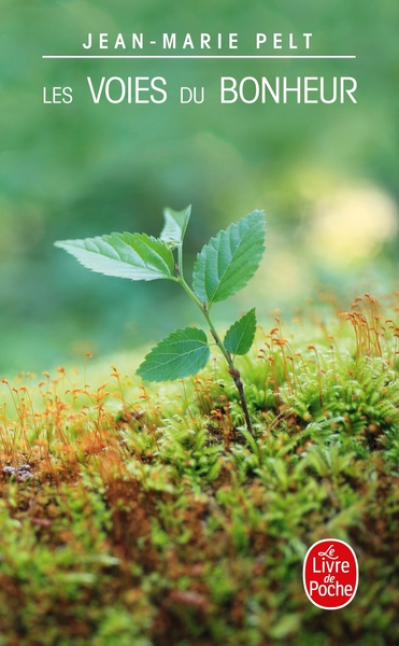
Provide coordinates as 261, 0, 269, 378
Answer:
55, 207, 266, 435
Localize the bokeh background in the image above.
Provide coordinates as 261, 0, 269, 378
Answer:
1, 0, 398, 374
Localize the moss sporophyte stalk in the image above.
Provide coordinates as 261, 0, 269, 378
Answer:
55, 207, 266, 436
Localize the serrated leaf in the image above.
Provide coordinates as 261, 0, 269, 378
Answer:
137, 327, 210, 382
160, 205, 191, 247
224, 308, 256, 355
55, 232, 175, 281
192, 210, 265, 307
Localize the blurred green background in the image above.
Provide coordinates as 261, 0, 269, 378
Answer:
1, 0, 398, 374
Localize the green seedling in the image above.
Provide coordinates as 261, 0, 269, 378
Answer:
55, 206, 266, 435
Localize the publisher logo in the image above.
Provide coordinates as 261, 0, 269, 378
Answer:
303, 539, 358, 610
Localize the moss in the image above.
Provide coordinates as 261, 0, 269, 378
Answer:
1, 295, 399, 645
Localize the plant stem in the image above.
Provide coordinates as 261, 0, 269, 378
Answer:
176, 271, 254, 437
226, 365, 254, 438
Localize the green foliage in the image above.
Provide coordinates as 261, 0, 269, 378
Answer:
137, 326, 210, 382
192, 210, 266, 307
55, 232, 175, 281
56, 207, 266, 433
160, 205, 191, 247
224, 308, 257, 355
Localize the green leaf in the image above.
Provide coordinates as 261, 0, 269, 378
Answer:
55, 232, 175, 281
137, 327, 210, 382
224, 308, 257, 355
160, 205, 191, 247
192, 210, 265, 307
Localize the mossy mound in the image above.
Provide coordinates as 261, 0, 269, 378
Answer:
1, 295, 399, 645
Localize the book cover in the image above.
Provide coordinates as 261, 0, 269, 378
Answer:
1, 1, 398, 643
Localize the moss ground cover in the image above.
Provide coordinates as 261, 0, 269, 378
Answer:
1, 294, 399, 645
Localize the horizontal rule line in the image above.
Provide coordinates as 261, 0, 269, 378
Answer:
42, 54, 356, 60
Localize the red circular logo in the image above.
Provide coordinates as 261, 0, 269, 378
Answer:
303, 538, 358, 609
